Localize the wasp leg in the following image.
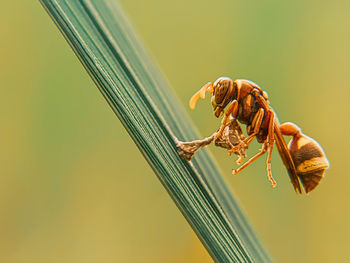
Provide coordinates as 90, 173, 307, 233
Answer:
236, 155, 244, 165
231, 108, 265, 173
228, 108, 264, 155
189, 82, 214, 110
266, 110, 276, 187
252, 91, 277, 186
227, 140, 245, 164
232, 142, 268, 175
215, 100, 238, 139
235, 91, 277, 187
231, 108, 277, 187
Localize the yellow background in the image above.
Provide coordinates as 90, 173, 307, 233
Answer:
1, 1, 349, 262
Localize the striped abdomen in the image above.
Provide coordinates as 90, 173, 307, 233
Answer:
288, 134, 330, 193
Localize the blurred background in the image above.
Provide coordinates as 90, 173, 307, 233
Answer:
0, 0, 349, 262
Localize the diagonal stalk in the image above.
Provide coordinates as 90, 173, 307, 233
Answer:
39, 1, 273, 262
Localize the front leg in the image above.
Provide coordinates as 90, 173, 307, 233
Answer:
215, 100, 238, 139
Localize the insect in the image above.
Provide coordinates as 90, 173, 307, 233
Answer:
189, 77, 329, 194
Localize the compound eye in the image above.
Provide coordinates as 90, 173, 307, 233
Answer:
214, 82, 229, 104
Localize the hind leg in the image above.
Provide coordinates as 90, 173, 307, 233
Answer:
232, 143, 268, 175
232, 109, 277, 187
265, 110, 276, 187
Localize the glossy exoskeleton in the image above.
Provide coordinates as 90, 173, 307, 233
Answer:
189, 77, 329, 194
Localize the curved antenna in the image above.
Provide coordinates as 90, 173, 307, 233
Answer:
189, 82, 214, 110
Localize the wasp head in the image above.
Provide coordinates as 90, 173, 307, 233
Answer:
189, 77, 236, 116
212, 77, 235, 117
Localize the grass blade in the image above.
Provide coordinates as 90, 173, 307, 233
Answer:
39, 0, 273, 262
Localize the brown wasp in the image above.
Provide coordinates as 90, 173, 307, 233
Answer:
189, 77, 329, 194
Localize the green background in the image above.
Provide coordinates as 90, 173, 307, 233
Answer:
1, 1, 349, 262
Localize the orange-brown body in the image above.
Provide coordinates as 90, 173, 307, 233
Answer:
189, 77, 330, 194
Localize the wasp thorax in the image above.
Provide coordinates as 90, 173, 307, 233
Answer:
288, 133, 329, 194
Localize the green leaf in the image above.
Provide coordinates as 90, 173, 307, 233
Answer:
39, 1, 272, 262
